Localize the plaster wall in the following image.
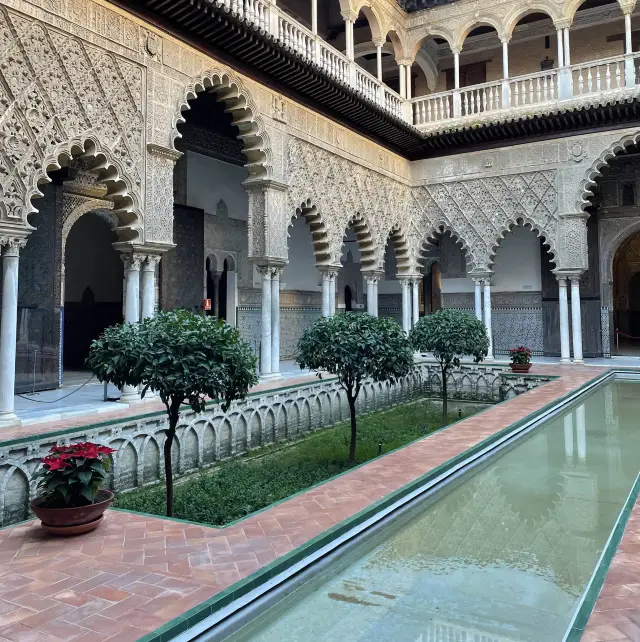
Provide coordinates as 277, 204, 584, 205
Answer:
186, 152, 249, 220
492, 227, 542, 292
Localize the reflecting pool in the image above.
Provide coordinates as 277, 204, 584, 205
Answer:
226, 380, 640, 642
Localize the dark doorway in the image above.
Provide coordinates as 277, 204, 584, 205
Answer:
345, 286, 353, 312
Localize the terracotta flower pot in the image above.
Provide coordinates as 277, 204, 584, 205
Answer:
510, 362, 532, 373
30, 490, 114, 536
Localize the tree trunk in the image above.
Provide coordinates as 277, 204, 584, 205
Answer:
164, 402, 180, 517
347, 391, 358, 465
441, 366, 448, 427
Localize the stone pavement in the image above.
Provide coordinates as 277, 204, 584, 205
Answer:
0, 365, 609, 641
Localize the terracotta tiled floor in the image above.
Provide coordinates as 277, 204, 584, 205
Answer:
0, 365, 608, 641
582, 494, 640, 642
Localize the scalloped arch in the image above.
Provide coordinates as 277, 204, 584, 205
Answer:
380, 224, 413, 275
26, 135, 142, 243
339, 213, 377, 271
489, 218, 557, 268
171, 69, 272, 180
576, 131, 640, 212
290, 198, 332, 266
416, 223, 478, 272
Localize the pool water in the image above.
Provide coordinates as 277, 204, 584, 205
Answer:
226, 380, 640, 642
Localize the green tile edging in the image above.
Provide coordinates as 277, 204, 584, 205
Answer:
134, 368, 616, 642
110, 369, 558, 532
564, 471, 640, 641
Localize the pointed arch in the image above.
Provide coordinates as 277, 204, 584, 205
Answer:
290, 198, 332, 266
171, 69, 272, 180
576, 131, 640, 213
489, 218, 557, 268
342, 213, 377, 271
27, 135, 142, 242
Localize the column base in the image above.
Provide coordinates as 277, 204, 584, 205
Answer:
484, 356, 495, 362
571, 359, 584, 365
0, 412, 21, 428
560, 357, 572, 364
119, 387, 142, 404
259, 372, 280, 382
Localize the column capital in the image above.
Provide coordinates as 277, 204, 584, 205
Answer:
363, 271, 384, 284
619, 0, 636, 16
340, 9, 358, 22
554, 19, 572, 30
319, 265, 340, 278
270, 266, 284, 279
121, 254, 143, 271
0, 236, 28, 256
450, 46, 461, 55
396, 58, 413, 67
372, 37, 385, 48
257, 265, 273, 278
141, 255, 162, 271
499, 33, 511, 44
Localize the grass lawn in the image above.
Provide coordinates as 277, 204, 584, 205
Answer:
115, 398, 486, 526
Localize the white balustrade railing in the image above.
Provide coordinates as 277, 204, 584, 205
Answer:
211, 1, 640, 130
384, 87, 404, 120
318, 41, 349, 84
571, 54, 626, 96
412, 92, 453, 125
460, 80, 502, 116
509, 69, 557, 107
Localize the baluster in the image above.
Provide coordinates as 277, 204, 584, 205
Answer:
541, 76, 548, 101
437, 97, 443, 121
596, 66, 602, 92
604, 64, 611, 90
535, 78, 541, 104
244, 0, 251, 22
616, 61, 622, 88
513, 82, 519, 107
578, 68, 584, 94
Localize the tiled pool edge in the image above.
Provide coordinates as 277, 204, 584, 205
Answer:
134, 368, 615, 642
564, 470, 640, 642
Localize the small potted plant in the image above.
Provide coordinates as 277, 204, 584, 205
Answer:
509, 346, 532, 373
31, 442, 116, 536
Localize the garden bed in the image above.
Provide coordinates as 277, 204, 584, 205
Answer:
115, 398, 487, 526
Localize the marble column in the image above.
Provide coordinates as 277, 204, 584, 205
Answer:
321, 270, 332, 318
120, 254, 142, 403
0, 239, 25, 426
483, 278, 494, 361
576, 403, 586, 460
570, 275, 584, 364
141, 256, 160, 320
563, 27, 571, 66
473, 278, 483, 322
365, 274, 379, 316
405, 64, 412, 100
452, 49, 462, 116
270, 267, 281, 377
411, 277, 420, 327
557, 276, 571, 363
399, 63, 406, 98
563, 412, 574, 463
624, 12, 636, 86
401, 278, 411, 333
259, 267, 272, 377
311, 0, 317, 35
376, 43, 383, 81
212, 272, 222, 318
330, 271, 337, 316
501, 37, 511, 108
556, 28, 564, 67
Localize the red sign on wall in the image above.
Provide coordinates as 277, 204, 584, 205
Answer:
203, 299, 212, 311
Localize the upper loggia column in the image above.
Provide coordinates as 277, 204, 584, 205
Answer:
0, 237, 27, 427
141, 255, 161, 320
258, 266, 272, 378
120, 253, 142, 403
311, 0, 317, 35
452, 48, 462, 116
483, 277, 494, 361
563, 27, 571, 66
624, 10, 636, 86
405, 63, 412, 100
400, 278, 411, 333
398, 62, 407, 98
556, 22, 572, 99
556, 275, 571, 363
570, 275, 584, 364
500, 36, 511, 108
556, 27, 564, 67
473, 278, 483, 322
375, 41, 383, 81
270, 267, 282, 377
410, 277, 420, 327
342, 10, 355, 61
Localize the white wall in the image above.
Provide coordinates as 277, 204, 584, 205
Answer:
281, 216, 321, 291
441, 277, 474, 293
186, 152, 249, 220
492, 227, 542, 292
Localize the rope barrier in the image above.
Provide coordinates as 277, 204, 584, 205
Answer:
616, 329, 640, 341
16, 374, 95, 403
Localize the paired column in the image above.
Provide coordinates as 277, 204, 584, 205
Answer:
473, 278, 483, 322
120, 254, 142, 403
624, 11, 636, 86
557, 276, 571, 363
483, 277, 494, 361
405, 63, 412, 100
0, 237, 27, 427
321, 268, 338, 318
501, 36, 511, 108
452, 48, 461, 116
556, 23, 572, 99
364, 273, 380, 317
400, 278, 411, 333
311, 0, 317, 35
570, 275, 584, 364
141, 255, 160, 320
410, 277, 420, 327
258, 265, 283, 378
342, 12, 355, 61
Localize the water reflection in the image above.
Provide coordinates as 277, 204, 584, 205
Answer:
228, 381, 639, 642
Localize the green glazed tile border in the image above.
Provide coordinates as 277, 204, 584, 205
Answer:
564, 468, 640, 642
136, 368, 615, 642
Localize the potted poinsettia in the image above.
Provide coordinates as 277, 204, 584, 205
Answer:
31, 442, 116, 536
509, 346, 532, 373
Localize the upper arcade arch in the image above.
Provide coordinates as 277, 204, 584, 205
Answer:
353, 1, 386, 43
171, 69, 273, 182
455, 16, 505, 52
503, 3, 564, 38
564, 0, 627, 23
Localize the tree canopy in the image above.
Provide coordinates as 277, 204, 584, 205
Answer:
297, 313, 414, 463
87, 310, 258, 515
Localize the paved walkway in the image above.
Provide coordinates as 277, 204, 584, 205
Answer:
0, 364, 606, 641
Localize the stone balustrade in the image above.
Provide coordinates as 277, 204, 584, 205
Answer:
0, 362, 552, 528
